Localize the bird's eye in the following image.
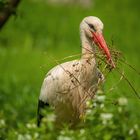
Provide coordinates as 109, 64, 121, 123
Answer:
88, 24, 96, 32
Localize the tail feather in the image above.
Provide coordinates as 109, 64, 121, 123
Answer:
37, 100, 49, 127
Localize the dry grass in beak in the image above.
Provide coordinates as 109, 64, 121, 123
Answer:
95, 43, 140, 100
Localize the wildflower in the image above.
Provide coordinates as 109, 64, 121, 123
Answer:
118, 97, 128, 106
57, 136, 72, 140
100, 113, 113, 125
26, 123, 36, 129
47, 114, 56, 122
18, 134, 24, 140
0, 119, 5, 127
86, 109, 92, 115
93, 102, 97, 107
34, 132, 39, 139
80, 129, 85, 135
96, 95, 105, 102
25, 134, 32, 140
100, 103, 104, 108
18, 134, 32, 140
100, 113, 113, 120
129, 129, 134, 135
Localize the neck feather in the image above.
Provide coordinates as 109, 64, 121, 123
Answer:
81, 31, 95, 59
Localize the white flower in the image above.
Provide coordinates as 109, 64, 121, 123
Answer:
18, 134, 24, 140
47, 114, 56, 122
25, 134, 32, 140
26, 123, 31, 128
100, 104, 104, 108
100, 113, 113, 121
80, 129, 85, 135
118, 97, 128, 106
57, 136, 72, 140
93, 102, 97, 107
129, 129, 134, 135
0, 119, 5, 127
102, 120, 107, 125
18, 134, 32, 140
34, 132, 39, 138
96, 95, 105, 102
26, 123, 36, 129
86, 109, 92, 115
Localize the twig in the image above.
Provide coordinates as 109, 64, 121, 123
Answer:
119, 58, 140, 75
0, 0, 21, 29
115, 68, 140, 99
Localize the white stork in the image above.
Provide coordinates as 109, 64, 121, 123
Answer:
37, 16, 115, 127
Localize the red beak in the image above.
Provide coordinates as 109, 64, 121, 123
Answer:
92, 32, 115, 68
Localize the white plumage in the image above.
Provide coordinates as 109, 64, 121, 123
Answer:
37, 16, 115, 127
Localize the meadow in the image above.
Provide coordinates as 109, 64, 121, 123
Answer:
0, 0, 140, 139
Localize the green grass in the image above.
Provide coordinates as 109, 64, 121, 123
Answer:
0, 0, 140, 139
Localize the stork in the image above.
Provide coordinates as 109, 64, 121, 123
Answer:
37, 16, 115, 127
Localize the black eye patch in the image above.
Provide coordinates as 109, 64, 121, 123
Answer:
88, 24, 96, 32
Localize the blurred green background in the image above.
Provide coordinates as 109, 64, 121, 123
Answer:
0, 0, 140, 139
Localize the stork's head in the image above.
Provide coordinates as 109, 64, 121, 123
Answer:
80, 16, 115, 68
